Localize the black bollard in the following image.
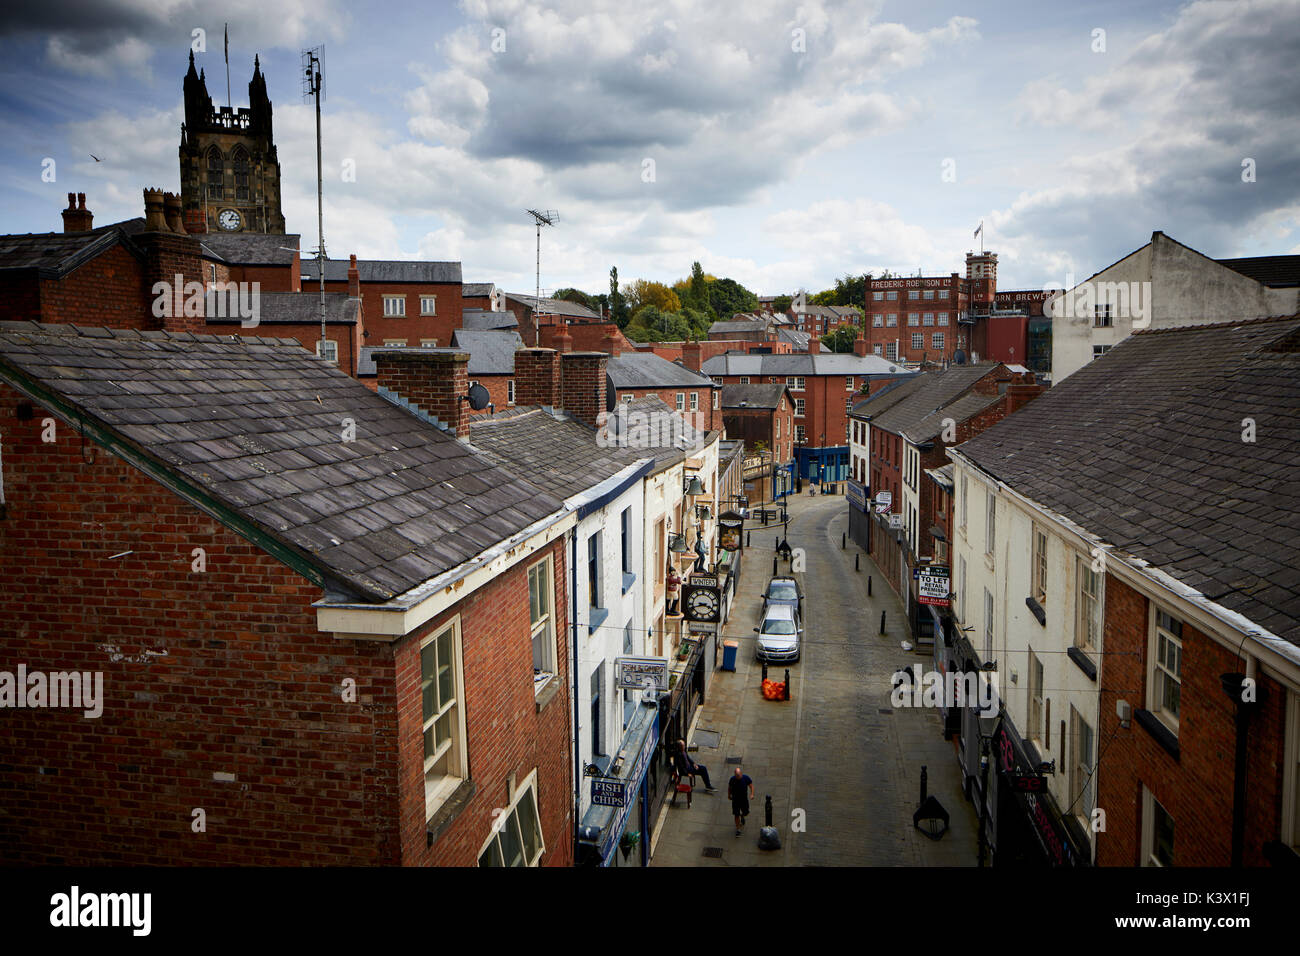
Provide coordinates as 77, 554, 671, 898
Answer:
842, 532, 846, 549
765, 795, 774, 827
921, 766, 929, 804
775, 535, 779, 549
746, 531, 751, 547
855, 553, 860, 571
880, 610, 887, 635
868, 575, 873, 596
772, 556, 778, 576
783, 669, 791, 700
762, 660, 768, 682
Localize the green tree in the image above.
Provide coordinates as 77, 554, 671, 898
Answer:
821, 323, 859, 353
772, 294, 792, 313
623, 279, 681, 314
688, 261, 709, 315
706, 277, 758, 318
552, 287, 594, 311
609, 267, 629, 328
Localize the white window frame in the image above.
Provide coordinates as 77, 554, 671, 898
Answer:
383, 339, 406, 347
794, 425, 806, 444
1092, 344, 1112, 360
846, 376, 854, 391
1070, 705, 1095, 824
938, 289, 949, 299
794, 398, 805, 417
383, 295, 406, 317
421, 295, 437, 316
872, 343, 883, 356
932, 332, 945, 350
712, 390, 720, 410
476, 768, 546, 867
1075, 557, 1103, 655
1093, 303, 1112, 327
923, 289, 935, 300
1028, 649, 1044, 744
1033, 525, 1048, 605
419, 338, 438, 347
886, 314, 898, 327
908, 313, 920, 327
508, 379, 516, 405
958, 555, 967, 624
690, 392, 699, 411
739, 376, 750, 385
675, 393, 685, 411
315, 339, 338, 364
886, 291, 898, 301
908, 289, 920, 300
923, 312, 934, 326
872, 315, 883, 327
885, 342, 897, 360
911, 332, 923, 350
1146, 606, 1183, 734
985, 490, 996, 556
873, 291, 884, 301
1141, 786, 1173, 867
421, 618, 468, 820
529, 556, 556, 693
983, 587, 994, 661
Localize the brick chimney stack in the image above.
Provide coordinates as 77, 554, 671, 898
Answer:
374, 349, 471, 438
163, 192, 187, 234
853, 331, 868, 357
347, 254, 360, 301
560, 351, 608, 429
61, 193, 93, 233
682, 338, 702, 372
138, 188, 205, 334
808, 336, 821, 354
601, 324, 621, 357
513, 348, 562, 408
554, 322, 573, 353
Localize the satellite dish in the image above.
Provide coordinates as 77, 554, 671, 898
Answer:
465, 382, 490, 410
953, 350, 967, 365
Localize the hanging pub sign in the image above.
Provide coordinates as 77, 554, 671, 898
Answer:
718, 511, 744, 552
914, 565, 951, 606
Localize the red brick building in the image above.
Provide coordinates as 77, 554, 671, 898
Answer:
720, 384, 795, 474
0, 324, 576, 866
861, 252, 1000, 364
301, 256, 463, 348
704, 338, 903, 483
607, 340, 721, 433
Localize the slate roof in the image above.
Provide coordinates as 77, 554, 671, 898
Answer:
607, 395, 712, 467
1215, 256, 1300, 288
777, 328, 810, 350
0, 322, 563, 602
701, 352, 902, 377
869, 365, 1005, 439
0, 228, 142, 278
462, 282, 496, 298
205, 291, 358, 325
300, 258, 462, 283
461, 308, 519, 331
721, 384, 788, 409
504, 293, 601, 320
956, 316, 1300, 645
450, 329, 525, 375
907, 391, 1003, 443
607, 351, 715, 389
709, 317, 767, 335
200, 233, 300, 265
468, 407, 648, 500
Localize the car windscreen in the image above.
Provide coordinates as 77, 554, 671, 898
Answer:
762, 619, 796, 635
767, 584, 798, 601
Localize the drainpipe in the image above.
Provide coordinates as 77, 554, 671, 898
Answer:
570, 526, 582, 866
1221, 658, 1259, 867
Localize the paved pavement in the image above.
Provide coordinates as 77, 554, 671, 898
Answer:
650, 490, 979, 866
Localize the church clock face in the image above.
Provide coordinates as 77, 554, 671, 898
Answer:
218, 208, 242, 231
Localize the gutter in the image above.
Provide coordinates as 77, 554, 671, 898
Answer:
948, 447, 1300, 680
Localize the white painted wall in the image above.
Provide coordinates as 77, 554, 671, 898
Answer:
1051, 233, 1299, 384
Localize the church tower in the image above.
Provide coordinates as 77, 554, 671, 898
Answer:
179, 51, 286, 234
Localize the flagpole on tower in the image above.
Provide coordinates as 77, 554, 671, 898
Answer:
224, 23, 231, 108
974, 220, 984, 254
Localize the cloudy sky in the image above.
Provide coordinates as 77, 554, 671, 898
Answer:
2, 0, 1297, 296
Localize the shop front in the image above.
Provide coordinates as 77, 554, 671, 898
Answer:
578, 702, 660, 867
846, 478, 870, 551
991, 718, 1092, 867
649, 633, 709, 831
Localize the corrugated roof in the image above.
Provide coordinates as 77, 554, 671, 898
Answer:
0, 322, 561, 602
957, 315, 1300, 645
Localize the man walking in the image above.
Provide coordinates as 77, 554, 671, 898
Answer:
728, 766, 754, 836
673, 739, 715, 792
